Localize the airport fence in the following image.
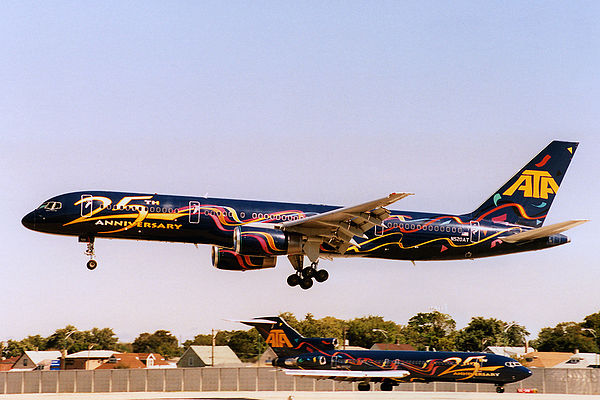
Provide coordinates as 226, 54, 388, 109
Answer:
1, 367, 599, 395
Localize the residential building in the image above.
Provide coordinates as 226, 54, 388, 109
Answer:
11, 351, 62, 371
177, 346, 242, 368
63, 350, 116, 370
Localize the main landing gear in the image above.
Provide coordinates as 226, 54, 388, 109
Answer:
80, 236, 97, 270
286, 257, 329, 290
357, 382, 371, 391
495, 384, 505, 393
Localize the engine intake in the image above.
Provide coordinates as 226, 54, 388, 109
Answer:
234, 226, 302, 256
211, 247, 276, 271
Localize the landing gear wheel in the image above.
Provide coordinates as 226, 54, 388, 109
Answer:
302, 267, 315, 278
287, 274, 300, 287
496, 385, 505, 393
357, 382, 370, 391
380, 382, 393, 391
86, 259, 98, 270
299, 277, 313, 290
314, 269, 329, 283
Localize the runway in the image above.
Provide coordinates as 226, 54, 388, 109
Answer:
0, 392, 598, 400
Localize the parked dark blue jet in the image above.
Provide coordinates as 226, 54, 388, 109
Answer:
22, 141, 586, 289
240, 316, 532, 392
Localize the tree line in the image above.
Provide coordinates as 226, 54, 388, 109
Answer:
3, 311, 600, 362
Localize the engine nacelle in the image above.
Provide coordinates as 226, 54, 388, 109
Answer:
234, 226, 303, 256
211, 247, 276, 271
273, 355, 330, 368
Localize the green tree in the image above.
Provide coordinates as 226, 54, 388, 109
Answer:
298, 314, 346, 341
227, 329, 264, 362
405, 311, 456, 351
132, 330, 180, 358
2, 340, 29, 358
532, 322, 598, 353
346, 315, 403, 349
582, 311, 600, 349
45, 325, 80, 353
455, 317, 528, 351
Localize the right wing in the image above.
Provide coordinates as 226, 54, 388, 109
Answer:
283, 369, 410, 381
278, 192, 413, 261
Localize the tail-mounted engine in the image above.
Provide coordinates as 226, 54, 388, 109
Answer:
211, 247, 276, 271
234, 226, 303, 256
272, 354, 330, 368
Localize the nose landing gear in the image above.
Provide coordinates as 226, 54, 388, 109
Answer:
79, 236, 97, 270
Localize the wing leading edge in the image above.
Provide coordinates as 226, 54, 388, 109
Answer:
283, 369, 410, 381
278, 192, 413, 260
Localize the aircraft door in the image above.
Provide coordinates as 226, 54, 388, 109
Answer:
470, 221, 480, 243
80, 194, 93, 217
189, 201, 201, 224
331, 355, 342, 369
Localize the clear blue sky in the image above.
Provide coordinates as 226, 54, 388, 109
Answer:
1, 1, 598, 344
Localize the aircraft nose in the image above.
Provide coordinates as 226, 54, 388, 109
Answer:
518, 366, 532, 381
22, 210, 43, 230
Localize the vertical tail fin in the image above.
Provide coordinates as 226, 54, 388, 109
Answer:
240, 316, 338, 356
240, 317, 305, 357
471, 140, 578, 227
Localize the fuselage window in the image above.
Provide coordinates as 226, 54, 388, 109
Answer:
410, 224, 415, 230
434, 225, 439, 231
451, 227, 456, 233
458, 227, 462, 233
240, 212, 245, 218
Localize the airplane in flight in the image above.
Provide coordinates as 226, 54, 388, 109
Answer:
240, 316, 532, 392
22, 140, 586, 289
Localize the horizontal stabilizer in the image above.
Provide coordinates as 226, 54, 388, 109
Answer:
502, 220, 588, 243
284, 369, 410, 380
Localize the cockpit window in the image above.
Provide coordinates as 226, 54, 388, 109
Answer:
38, 201, 62, 211
505, 361, 522, 368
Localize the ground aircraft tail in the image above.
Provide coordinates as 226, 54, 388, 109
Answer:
239, 316, 338, 357
471, 140, 578, 227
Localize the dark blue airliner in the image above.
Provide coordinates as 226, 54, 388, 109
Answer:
22, 141, 586, 289
240, 316, 532, 392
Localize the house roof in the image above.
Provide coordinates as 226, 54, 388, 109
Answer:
0, 357, 19, 371
371, 343, 416, 351
555, 353, 600, 368
95, 353, 145, 369
24, 351, 62, 365
184, 346, 242, 366
65, 350, 116, 359
522, 351, 573, 368
136, 353, 170, 365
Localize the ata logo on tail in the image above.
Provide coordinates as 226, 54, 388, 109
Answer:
266, 329, 292, 347
503, 170, 559, 199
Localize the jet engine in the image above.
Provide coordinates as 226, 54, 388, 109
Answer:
211, 247, 276, 271
233, 226, 303, 256
273, 355, 330, 368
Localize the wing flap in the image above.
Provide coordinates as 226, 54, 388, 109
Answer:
502, 219, 588, 243
283, 369, 410, 381
279, 192, 413, 256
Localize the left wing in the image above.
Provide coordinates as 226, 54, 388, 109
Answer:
278, 192, 413, 261
283, 369, 410, 381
